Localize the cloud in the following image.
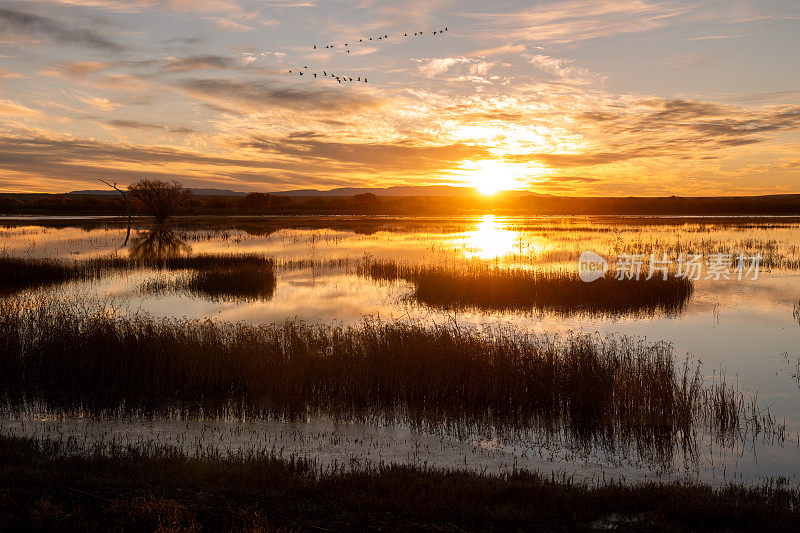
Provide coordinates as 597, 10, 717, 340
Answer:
42, 61, 112, 77
527, 54, 588, 79
0, 99, 42, 117
416, 57, 471, 77
34, 0, 253, 17
541, 175, 601, 183
686, 33, 749, 41
0, 130, 489, 193
0, 7, 122, 51
328, 0, 452, 34
74, 92, 118, 111
502, 98, 800, 171
162, 55, 238, 72
517, 150, 650, 167
0, 67, 21, 80
208, 17, 255, 32
105, 119, 194, 134
463, 0, 691, 44
176, 78, 388, 115
244, 135, 492, 172
723, 89, 800, 104
581, 99, 800, 144
468, 44, 526, 57
0, 133, 278, 190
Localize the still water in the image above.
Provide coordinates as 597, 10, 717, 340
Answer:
2, 215, 800, 484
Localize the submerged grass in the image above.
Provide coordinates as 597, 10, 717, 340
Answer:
0, 299, 761, 460
3, 433, 800, 532
363, 259, 694, 317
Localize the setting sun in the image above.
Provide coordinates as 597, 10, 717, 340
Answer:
465, 160, 524, 195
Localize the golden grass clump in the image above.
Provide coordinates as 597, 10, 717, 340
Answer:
362, 259, 694, 317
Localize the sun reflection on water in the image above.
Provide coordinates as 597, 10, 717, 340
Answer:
462, 215, 521, 260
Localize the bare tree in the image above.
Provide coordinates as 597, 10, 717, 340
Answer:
99, 179, 132, 246
128, 180, 192, 222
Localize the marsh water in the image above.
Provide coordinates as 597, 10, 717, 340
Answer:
2, 215, 800, 485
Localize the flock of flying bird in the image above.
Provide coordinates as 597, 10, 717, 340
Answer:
287, 67, 367, 84
286, 27, 450, 84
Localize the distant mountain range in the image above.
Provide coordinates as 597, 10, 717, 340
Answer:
68, 186, 539, 197
68, 188, 248, 197
271, 185, 524, 197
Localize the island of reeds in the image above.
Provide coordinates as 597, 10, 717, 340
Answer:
363, 259, 694, 317
0, 253, 277, 302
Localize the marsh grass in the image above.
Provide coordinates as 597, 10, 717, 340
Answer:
0, 254, 276, 301
0, 299, 765, 460
142, 262, 276, 301
362, 259, 694, 317
4, 434, 800, 532
0, 257, 70, 291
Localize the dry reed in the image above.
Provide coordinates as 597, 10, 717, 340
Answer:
0, 254, 276, 301
362, 259, 694, 317
0, 299, 755, 459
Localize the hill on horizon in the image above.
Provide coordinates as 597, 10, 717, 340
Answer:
269, 185, 539, 197
68, 188, 248, 197
67, 185, 539, 197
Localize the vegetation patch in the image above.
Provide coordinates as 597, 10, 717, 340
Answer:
0, 300, 775, 462
1, 434, 799, 532
363, 259, 694, 317
0, 254, 276, 302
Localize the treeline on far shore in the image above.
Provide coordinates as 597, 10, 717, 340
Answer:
2, 191, 800, 217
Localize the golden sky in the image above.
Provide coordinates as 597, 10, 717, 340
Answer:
0, 0, 799, 195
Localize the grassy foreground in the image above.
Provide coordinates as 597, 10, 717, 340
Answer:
1, 435, 799, 532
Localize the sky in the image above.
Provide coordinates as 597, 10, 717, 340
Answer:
0, 0, 799, 196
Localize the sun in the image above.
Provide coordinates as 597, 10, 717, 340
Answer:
466, 160, 524, 196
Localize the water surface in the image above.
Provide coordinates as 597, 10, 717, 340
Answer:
2, 215, 800, 484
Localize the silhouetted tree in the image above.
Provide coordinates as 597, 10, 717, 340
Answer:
243, 192, 273, 212
353, 192, 379, 210
128, 180, 192, 222
0, 196, 22, 213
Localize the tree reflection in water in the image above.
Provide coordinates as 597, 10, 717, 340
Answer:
128, 226, 191, 262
